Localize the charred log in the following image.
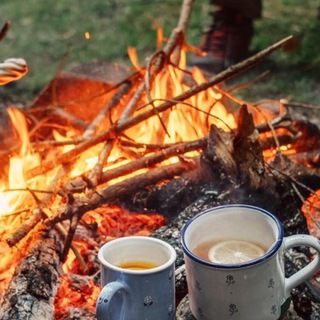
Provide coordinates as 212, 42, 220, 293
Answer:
0, 228, 63, 320
145, 105, 320, 318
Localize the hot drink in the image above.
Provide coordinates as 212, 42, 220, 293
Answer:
117, 260, 159, 270
193, 239, 267, 264
181, 205, 320, 320
96, 236, 176, 320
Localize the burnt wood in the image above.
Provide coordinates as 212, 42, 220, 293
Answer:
0, 229, 63, 320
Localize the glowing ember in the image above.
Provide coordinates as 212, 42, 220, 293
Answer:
2, 27, 315, 320
0, 40, 236, 312
302, 191, 320, 239
55, 205, 165, 318
0, 37, 300, 316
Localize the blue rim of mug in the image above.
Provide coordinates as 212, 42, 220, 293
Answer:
181, 204, 284, 269
99, 236, 177, 274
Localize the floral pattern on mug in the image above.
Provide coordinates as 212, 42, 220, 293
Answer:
143, 295, 153, 307
226, 275, 235, 286
197, 306, 204, 318
229, 304, 238, 316
195, 280, 202, 292
270, 305, 277, 315
168, 269, 173, 281
268, 278, 275, 288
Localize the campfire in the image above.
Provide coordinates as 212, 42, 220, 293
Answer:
1, 1, 320, 319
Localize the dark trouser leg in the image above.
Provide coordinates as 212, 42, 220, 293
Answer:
199, 9, 254, 64
209, 0, 262, 19
190, 0, 262, 72
195, 0, 262, 71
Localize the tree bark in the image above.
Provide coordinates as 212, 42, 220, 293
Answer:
0, 228, 63, 320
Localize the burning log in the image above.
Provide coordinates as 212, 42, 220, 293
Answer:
0, 228, 63, 320
3, 57, 320, 320
5, 138, 204, 249
25, 34, 293, 181
1, 1, 320, 319
148, 106, 320, 318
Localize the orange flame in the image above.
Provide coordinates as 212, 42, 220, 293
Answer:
126, 49, 235, 147
0, 36, 238, 316
127, 47, 141, 71
0, 108, 60, 217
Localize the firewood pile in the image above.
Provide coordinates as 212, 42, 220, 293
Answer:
1, 0, 320, 319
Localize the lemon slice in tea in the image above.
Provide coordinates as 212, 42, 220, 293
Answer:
208, 240, 265, 264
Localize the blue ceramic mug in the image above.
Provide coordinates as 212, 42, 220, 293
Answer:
96, 236, 176, 320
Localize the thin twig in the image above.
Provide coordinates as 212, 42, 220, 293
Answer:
83, 81, 133, 139
42, 207, 88, 272
99, 138, 207, 184
26, 36, 293, 178
144, 50, 170, 136
47, 160, 198, 226
61, 211, 81, 263
281, 100, 320, 111
0, 21, 11, 43
88, 140, 115, 187
50, 108, 89, 131
54, 221, 88, 272
31, 139, 84, 151
228, 70, 271, 93
118, 0, 195, 123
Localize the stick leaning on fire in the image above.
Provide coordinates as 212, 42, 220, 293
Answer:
2, 8, 320, 320
1, 9, 301, 260
2, 4, 317, 268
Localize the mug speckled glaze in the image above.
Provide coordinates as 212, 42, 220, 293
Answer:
96, 236, 176, 320
181, 204, 320, 320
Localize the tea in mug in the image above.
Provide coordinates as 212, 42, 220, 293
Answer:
117, 260, 159, 270
193, 239, 267, 264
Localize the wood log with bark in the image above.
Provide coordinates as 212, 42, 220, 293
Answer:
2, 90, 320, 320
1, 1, 320, 318
147, 106, 320, 319
0, 228, 63, 320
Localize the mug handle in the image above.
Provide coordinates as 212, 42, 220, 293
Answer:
96, 281, 128, 320
284, 234, 320, 297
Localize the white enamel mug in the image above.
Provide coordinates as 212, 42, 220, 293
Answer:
181, 204, 320, 320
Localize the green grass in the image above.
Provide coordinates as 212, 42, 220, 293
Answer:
0, 0, 320, 107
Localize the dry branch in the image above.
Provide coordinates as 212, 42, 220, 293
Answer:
88, 140, 115, 187
99, 138, 207, 184
5, 208, 43, 247
47, 159, 198, 227
6, 165, 70, 247
50, 107, 89, 131
119, 0, 195, 123
0, 228, 63, 320
31, 139, 84, 151
26, 35, 293, 179
83, 80, 133, 139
